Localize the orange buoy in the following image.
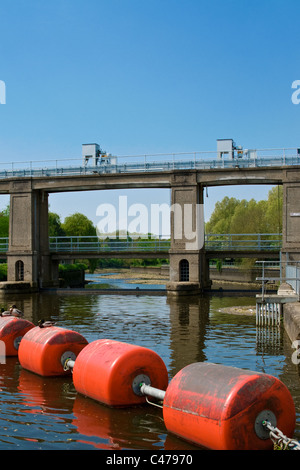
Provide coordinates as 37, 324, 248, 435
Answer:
162, 362, 296, 450
72, 339, 169, 407
18, 325, 88, 376
0, 316, 34, 356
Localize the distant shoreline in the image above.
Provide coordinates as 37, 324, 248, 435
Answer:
90, 268, 169, 285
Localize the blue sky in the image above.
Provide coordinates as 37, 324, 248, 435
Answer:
0, 0, 299, 233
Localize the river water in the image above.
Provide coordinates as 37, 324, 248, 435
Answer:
0, 273, 300, 450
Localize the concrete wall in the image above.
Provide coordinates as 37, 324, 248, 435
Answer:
210, 267, 279, 283
284, 302, 300, 343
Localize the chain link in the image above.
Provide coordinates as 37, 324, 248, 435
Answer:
262, 420, 300, 450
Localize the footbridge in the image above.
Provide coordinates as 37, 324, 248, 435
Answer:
0, 233, 282, 259
49, 233, 281, 260
1, 142, 300, 292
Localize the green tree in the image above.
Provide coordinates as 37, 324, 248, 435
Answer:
49, 212, 65, 236
0, 211, 9, 237
0, 204, 9, 237
230, 199, 268, 234
206, 186, 283, 268
205, 197, 240, 234
62, 212, 96, 237
206, 187, 283, 235
264, 186, 283, 233
62, 212, 97, 273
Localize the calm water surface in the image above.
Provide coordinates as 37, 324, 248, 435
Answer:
0, 281, 300, 450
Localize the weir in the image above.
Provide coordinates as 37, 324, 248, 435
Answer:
0, 143, 299, 292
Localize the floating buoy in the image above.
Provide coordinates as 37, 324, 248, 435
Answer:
18, 325, 88, 376
16, 330, 298, 449
0, 316, 34, 356
162, 362, 296, 450
71, 339, 169, 407
69, 340, 296, 449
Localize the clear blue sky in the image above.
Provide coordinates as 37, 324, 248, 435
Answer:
0, 0, 299, 233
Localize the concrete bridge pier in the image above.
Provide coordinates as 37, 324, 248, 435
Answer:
166, 176, 211, 295
6, 182, 58, 290
281, 181, 300, 265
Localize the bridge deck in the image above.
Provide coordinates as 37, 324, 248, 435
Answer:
0, 149, 298, 193
0, 148, 298, 179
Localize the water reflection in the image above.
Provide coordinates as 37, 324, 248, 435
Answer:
0, 290, 299, 448
73, 394, 165, 450
167, 296, 209, 375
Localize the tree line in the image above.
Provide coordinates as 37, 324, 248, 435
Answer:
205, 186, 282, 235
0, 186, 283, 238
205, 186, 283, 269
0, 207, 168, 271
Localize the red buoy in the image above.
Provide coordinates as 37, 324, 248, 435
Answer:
0, 316, 34, 356
72, 339, 169, 407
162, 362, 296, 450
18, 325, 88, 376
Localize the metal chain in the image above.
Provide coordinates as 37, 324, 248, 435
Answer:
262, 420, 300, 450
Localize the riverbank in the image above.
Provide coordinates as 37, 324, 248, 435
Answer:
89, 268, 274, 291
89, 268, 169, 285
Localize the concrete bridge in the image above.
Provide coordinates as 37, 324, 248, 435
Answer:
1, 145, 300, 293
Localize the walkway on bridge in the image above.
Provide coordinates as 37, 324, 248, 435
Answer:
0, 233, 282, 259
0, 148, 299, 179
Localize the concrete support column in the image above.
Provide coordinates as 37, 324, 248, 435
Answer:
6, 180, 57, 289
167, 173, 210, 295
281, 182, 300, 265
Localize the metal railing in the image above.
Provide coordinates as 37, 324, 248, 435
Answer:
0, 233, 282, 254
205, 233, 282, 251
49, 233, 281, 253
255, 260, 300, 326
256, 260, 300, 297
0, 238, 8, 253
49, 237, 170, 253
0, 148, 299, 179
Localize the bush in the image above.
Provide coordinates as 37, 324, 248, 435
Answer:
59, 263, 88, 272
0, 263, 7, 281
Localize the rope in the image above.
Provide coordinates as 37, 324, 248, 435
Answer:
145, 395, 163, 409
